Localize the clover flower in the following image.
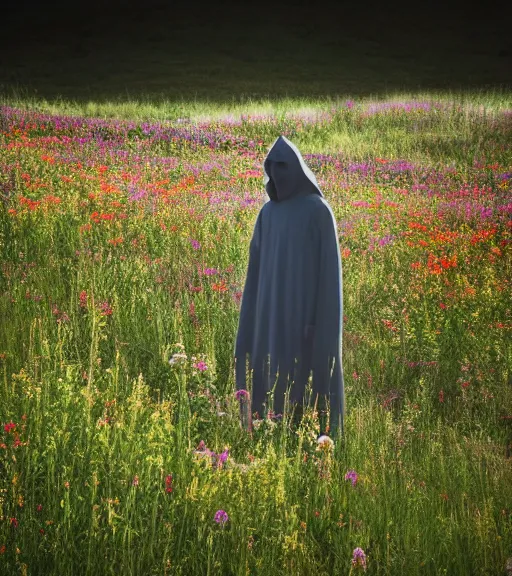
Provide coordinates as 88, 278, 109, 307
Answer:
235, 389, 250, 401
214, 509, 229, 525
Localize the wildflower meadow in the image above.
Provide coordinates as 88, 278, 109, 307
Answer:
0, 94, 511, 575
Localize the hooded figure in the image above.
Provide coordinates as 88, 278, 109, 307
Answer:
235, 135, 344, 435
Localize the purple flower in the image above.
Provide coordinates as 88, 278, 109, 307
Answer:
235, 389, 250, 401
377, 234, 395, 247
203, 268, 218, 276
128, 187, 147, 202
217, 449, 229, 466
190, 239, 201, 250
345, 470, 359, 487
214, 509, 229, 525
193, 361, 208, 372
352, 547, 367, 570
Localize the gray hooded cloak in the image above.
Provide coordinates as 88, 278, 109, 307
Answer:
235, 135, 344, 435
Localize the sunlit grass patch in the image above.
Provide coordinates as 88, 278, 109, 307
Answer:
0, 92, 511, 575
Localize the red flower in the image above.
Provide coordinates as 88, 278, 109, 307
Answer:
79, 291, 88, 309
4, 422, 16, 433
165, 474, 173, 494
98, 301, 113, 316
212, 281, 228, 293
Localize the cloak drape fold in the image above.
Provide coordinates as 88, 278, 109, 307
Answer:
235, 136, 344, 434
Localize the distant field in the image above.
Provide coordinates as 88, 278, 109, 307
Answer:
1, 0, 511, 103
0, 94, 511, 574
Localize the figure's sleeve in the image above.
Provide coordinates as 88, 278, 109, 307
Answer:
311, 202, 345, 435
234, 210, 262, 391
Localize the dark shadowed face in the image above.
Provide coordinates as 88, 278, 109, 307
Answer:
268, 161, 288, 189
266, 156, 304, 201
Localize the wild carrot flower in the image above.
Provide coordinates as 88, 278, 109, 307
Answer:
214, 509, 229, 525
345, 470, 359, 487
169, 353, 187, 366
352, 547, 367, 570
317, 435, 334, 450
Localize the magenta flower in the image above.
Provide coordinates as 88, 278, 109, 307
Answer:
235, 389, 250, 401
214, 509, 229, 525
344, 470, 359, 487
216, 449, 229, 468
190, 239, 201, 250
352, 547, 367, 570
193, 361, 208, 372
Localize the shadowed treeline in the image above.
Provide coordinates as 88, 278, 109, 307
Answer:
1, 0, 511, 102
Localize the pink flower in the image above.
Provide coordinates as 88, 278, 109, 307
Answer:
344, 470, 359, 487
214, 509, 229, 525
193, 361, 208, 372
352, 547, 367, 570
98, 301, 113, 316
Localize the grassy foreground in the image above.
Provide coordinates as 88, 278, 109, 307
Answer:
0, 94, 511, 575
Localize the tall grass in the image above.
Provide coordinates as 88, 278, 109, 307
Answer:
0, 94, 511, 575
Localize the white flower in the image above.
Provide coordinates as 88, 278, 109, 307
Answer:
169, 353, 187, 365
317, 435, 334, 448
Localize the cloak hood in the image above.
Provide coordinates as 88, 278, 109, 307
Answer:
263, 135, 323, 202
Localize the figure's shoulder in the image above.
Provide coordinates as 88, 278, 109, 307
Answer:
305, 195, 336, 221
260, 200, 272, 214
